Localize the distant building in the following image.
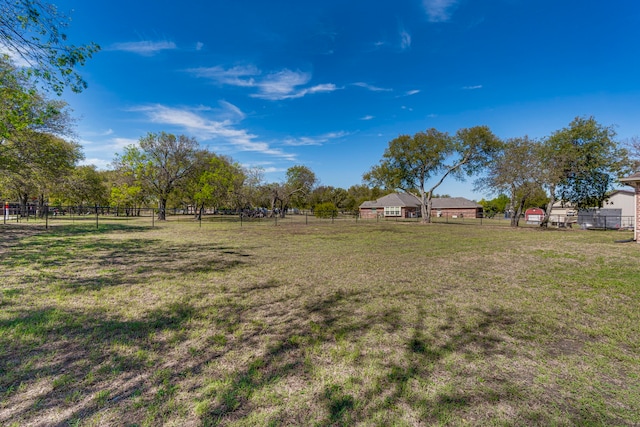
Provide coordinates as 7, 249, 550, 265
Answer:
359, 193, 483, 219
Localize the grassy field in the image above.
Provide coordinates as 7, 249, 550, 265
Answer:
0, 218, 638, 426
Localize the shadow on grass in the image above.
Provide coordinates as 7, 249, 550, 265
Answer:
0, 300, 201, 425
1, 225, 250, 292
0, 226, 631, 425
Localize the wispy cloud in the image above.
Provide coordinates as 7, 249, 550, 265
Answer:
109, 137, 139, 150
399, 28, 412, 50
353, 82, 392, 92
423, 0, 460, 23
0, 44, 30, 67
110, 40, 177, 56
360, 115, 375, 121
132, 104, 296, 159
195, 42, 204, 51
187, 65, 338, 100
78, 158, 112, 169
283, 131, 348, 146
188, 65, 259, 87
405, 89, 421, 96
462, 85, 483, 90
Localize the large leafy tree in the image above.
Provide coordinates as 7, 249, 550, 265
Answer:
188, 152, 244, 219
54, 165, 109, 209
365, 126, 501, 223
114, 132, 200, 220
0, 129, 81, 214
540, 117, 629, 223
0, 0, 100, 94
477, 136, 546, 227
268, 165, 317, 217
309, 186, 348, 211
0, 56, 71, 143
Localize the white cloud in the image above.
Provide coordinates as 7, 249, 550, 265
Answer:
110, 40, 177, 56
282, 131, 348, 146
405, 89, 421, 96
423, 0, 460, 23
110, 137, 139, 149
353, 82, 392, 92
78, 158, 112, 170
188, 65, 338, 100
254, 69, 311, 99
462, 85, 483, 90
133, 104, 296, 160
360, 115, 375, 121
0, 44, 30, 67
217, 100, 246, 120
251, 71, 338, 100
195, 42, 204, 51
187, 65, 260, 87
399, 29, 412, 50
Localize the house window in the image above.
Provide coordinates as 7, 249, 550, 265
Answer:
384, 206, 401, 217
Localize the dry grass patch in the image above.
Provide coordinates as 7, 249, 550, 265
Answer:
0, 220, 638, 426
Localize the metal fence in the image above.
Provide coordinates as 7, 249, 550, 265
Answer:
1, 203, 635, 231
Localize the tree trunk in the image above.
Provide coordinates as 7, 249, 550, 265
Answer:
37, 194, 46, 218
425, 192, 434, 224
19, 193, 28, 218
541, 186, 556, 227
511, 198, 526, 227
158, 198, 167, 220
419, 188, 429, 223
195, 203, 204, 220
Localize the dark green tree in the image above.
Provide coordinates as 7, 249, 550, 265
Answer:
541, 117, 630, 223
114, 133, 200, 220
477, 136, 543, 227
365, 126, 501, 223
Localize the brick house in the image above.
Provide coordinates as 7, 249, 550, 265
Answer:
359, 193, 420, 219
430, 197, 483, 219
359, 193, 483, 219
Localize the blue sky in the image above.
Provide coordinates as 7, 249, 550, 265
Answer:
50, 0, 640, 200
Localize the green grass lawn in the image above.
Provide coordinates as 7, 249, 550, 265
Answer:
0, 219, 638, 426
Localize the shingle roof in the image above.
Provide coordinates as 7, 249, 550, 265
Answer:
359, 193, 481, 209
431, 197, 482, 209
359, 192, 420, 208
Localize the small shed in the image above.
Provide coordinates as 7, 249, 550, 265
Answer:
525, 207, 545, 224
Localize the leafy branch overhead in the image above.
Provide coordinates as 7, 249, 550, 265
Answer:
0, 0, 100, 94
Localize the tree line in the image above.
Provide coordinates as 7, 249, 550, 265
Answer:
364, 118, 632, 226
0, 1, 635, 226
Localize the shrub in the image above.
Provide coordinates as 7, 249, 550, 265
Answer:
314, 202, 338, 218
